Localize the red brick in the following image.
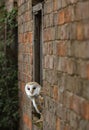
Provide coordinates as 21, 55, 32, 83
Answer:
24, 33, 28, 43
56, 117, 61, 130
65, 7, 71, 23
48, 42, 53, 55
64, 124, 70, 130
53, 86, 58, 102
58, 10, 65, 25
24, 11, 30, 22
30, 54, 33, 65
66, 58, 75, 75
24, 32, 32, 43
21, 82, 25, 93
70, 94, 82, 115
23, 113, 32, 130
49, 56, 54, 69
77, 22, 84, 40
58, 7, 72, 25
53, 0, 57, 11
57, 41, 67, 56
87, 64, 89, 80
44, 28, 55, 41
28, 32, 33, 43
30, 45, 33, 54
44, 55, 49, 69
18, 34, 24, 43
53, 0, 62, 11
81, 100, 89, 120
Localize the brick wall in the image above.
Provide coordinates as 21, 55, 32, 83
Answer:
5, 0, 15, 11
18, 0, 89, 130
18, 0, 33, 129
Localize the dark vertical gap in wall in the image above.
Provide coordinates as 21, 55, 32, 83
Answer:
32, 0, 44, 6
34, 10, 42, 85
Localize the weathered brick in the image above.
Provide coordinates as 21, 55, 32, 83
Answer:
23, 113, 32, 130
77, 22, 84, 40
61, 0, 67, 8
24, 32, 32, 43
84, 21, 89, 40
53, 85, 59, 102
64, 91, 73, 108
77, 60, 88, 79
43, 14, 50, 28
79, 80, 89, 100
44, 1, 53, 14
44, 13, 54, 28
68, 0, 78, 4
43, 42, 48, 55
56, 117, 61, 130
75, 2, 83, 21
49, 55, 54, 69
57, 41, 67, 56
44, 55, 50, 69
28, 32, 33, 43
18, 24, 24, 34
24, 2, 30, 12
65, 7, 71, 23
87, 64, 89, 80
53, 56, 58, 71
57, 57, 66, 72
66, 40, 72, 57
19, 4, 25, 15
70, 111, 80, 129
48, 42, 53, 55
56, 24, 70, 40
45, 70, 58, 85
73, 77, 83, 96
76, 1, 89, 20
71, 41, 85, 58
20, 82, 25, 93
57, 104, 67, 122
18, 53, 23, 62
44, 27, 55, 41
66, 58, 76, 75
70, 94, 82, 115
43, 110, 56, 130
18, 33, 24, 43
64, 124, 70, 130
25, 43, 30, 53
23, 54, 30, 63
53, 0, 62, 11
58, 10, 65, 25
81, 100, 89, 120
70, 23, 77, 40
82, 1, 89, 20
24, 11, 30, 22
53, 41, 58, 55
78, 119, 89, 130
58, 6, 75, 25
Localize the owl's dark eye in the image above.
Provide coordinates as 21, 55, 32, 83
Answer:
27, 87, 30, 90
33, 86, 36, 90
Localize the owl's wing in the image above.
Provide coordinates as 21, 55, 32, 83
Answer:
32, 98, 41, 114
35, 95, 44, 114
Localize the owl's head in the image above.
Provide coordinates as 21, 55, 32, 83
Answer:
25, 82, 41, 98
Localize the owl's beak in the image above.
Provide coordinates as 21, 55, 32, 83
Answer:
30, 90, 34, 94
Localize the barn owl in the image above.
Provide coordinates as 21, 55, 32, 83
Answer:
25, 82, 44, 122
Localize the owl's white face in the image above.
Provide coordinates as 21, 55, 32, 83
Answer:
25, 82, 41, 98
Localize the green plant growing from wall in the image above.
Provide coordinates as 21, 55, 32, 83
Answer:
0, 4, 19, 130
